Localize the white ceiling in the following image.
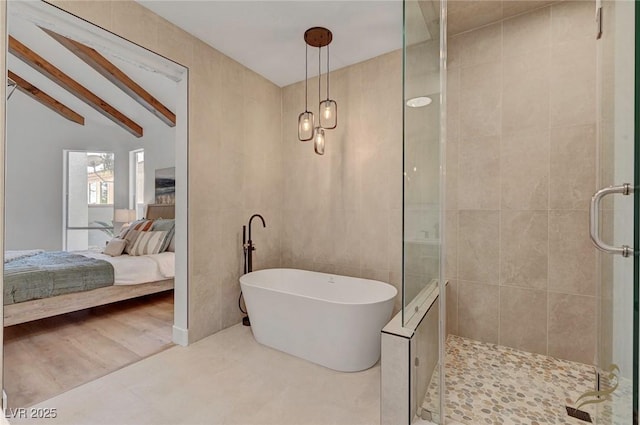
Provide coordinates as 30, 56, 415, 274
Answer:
137, 1, 404, 87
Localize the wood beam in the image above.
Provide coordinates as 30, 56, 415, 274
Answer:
42, 28, 176, 127
8, 35, 143, 138
8, 70, 84, 125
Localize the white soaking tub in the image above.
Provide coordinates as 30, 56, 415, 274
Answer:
239, 268, 397, 372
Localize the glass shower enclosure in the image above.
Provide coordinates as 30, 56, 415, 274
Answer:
400, 0, 640, 423
402, 0, 445, 422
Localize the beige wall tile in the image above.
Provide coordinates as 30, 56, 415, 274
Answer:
460, 62, 502, 139
445, 211, 458, 280
458, 281, 499, 343
458, 136, 500, 210
447, 36, 461, 70
500, 211, 548, 290
449, 3, 598, 357
499, 286, 547, 355
281, 51, 403, 311
548, 211, 596, 296
503, 6, 550, 57
548, 292, 596, 364
550, 124, 596, 210
550, 38, 596, 128
502, 0, 554, 19
502, 49, 550, 134
457, 22, 502, 68
446, 280, 459, 335
458, 210, 499, 283
448, 1, 503, 37
551, 1, 596, 43
500, 129, 549, 210
445, 137, 459, 212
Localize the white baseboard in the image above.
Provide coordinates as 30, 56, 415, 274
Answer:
172, 325, 188, 346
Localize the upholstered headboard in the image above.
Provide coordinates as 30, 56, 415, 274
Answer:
145, 204, 175, 220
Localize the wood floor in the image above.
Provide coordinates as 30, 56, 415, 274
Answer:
4, 291, 174, 408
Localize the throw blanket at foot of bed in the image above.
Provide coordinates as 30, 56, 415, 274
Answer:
3, 251, 114, 305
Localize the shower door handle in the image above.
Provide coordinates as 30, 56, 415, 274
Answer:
589, 183, 634, 257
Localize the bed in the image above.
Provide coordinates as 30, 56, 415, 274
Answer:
3, 204, 176, 327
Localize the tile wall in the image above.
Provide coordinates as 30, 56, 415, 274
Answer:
446, 1, 598, 364
280, 51, 404, 313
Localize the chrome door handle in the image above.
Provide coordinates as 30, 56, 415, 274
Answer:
589, 183, 634, 257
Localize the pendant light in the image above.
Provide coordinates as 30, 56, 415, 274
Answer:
319, 43, 337, 129
297, 43, 314, 141
298, 27, 337, 155
313, 40, 325, 155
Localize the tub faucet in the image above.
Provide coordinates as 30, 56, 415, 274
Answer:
244, 214, 266, 273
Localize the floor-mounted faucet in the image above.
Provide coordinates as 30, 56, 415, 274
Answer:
243, 214, 266, 274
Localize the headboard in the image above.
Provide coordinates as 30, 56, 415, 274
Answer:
145, 204, 175, 220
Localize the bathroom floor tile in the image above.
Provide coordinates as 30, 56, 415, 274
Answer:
423, 335, 631, 425
16, 324, 380, 425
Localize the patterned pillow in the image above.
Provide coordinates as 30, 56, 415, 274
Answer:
129, 219, 154, 232
123, 229, 141, 254
129, 231, 168, 256
151, 219, 175, 253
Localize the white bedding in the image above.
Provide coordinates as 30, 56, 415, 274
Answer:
73, 251, 175, 285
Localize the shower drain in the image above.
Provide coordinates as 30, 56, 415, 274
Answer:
565, 406, 592, 423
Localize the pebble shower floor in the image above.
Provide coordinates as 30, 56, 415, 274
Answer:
423, 335, 630, 425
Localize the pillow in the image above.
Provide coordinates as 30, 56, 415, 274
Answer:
129, 219, 154, 232
151, 219, 175, 252
123, 229, 141, 254
129, 230, 169, 256
167, 234, 175, 252
103, 238, 127, 257
116, 223, 131, 239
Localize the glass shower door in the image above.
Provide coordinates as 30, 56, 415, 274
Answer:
593, 1, 637, 423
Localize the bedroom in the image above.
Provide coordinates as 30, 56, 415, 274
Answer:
3, 1, 188, 409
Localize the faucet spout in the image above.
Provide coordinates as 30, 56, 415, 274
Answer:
248, 214, 266, 242
246, 214, 266, 274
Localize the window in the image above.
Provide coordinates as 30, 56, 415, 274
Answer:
64, 151, 115, 251
87, 152, 114, 205
130, 149, 144, 219
88, 182, 97, 204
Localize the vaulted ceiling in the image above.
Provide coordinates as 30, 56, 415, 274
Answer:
7, 3, 181, 137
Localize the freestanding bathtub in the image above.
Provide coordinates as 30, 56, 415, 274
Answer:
239, 268, 397, 372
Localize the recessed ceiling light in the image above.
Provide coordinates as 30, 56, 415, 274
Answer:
406, 96, 432, 108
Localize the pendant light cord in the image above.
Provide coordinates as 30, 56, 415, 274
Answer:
326, 44, 330, 101
318, 45, 321, 118
305, 44, 308, 112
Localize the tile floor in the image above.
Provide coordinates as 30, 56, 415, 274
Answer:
13, 324, 380, 425
423, 335, 629, 425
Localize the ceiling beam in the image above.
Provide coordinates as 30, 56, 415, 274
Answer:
8, 35, 143, 138
8, 70, 85, 126
42, 28, 176, 127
